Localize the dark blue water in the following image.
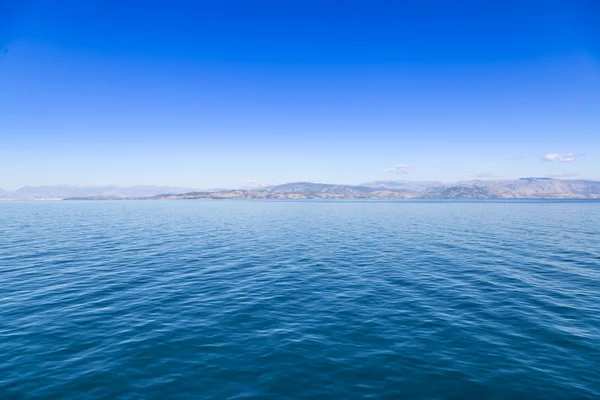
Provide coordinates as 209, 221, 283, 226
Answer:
1, 200, 599, 399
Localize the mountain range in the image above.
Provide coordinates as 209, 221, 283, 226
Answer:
361, 180, 444, 191
423, 178, 600, 199
3, 179, 600, 200
0, 185, 198, 200
151, 179, 600, 200
61, 178, 600, 200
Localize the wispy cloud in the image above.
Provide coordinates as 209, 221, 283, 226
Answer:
545, 172, 580, 178
473, 172, 504, 179
384, 164, 411, 175
242, 179, 283, 187
542, 153, 575, 162
243, 179, 268, 187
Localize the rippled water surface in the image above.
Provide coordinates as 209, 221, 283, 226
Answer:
1, 200, 599, 399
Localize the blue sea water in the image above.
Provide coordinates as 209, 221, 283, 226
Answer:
1, 200, 599, 399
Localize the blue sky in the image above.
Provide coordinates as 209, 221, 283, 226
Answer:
1, 0, 599, 190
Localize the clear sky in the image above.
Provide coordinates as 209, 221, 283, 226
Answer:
1, 0, 599, 190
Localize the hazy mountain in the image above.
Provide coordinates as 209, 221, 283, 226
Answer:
10, 178, 600, 201
0, 185, 198, 200
423, 178, 600, 199
143, 182, 416, 200
148, 179, 600, 200
271, 182, 382, 194
361, 180, 443, 191
148, 187, 416, 200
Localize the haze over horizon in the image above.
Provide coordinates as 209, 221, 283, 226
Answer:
1, 176, 599, 194
1, 1, 599, 191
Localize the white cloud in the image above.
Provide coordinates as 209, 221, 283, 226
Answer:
542, 153, 575, 162
384, 164, 411, 175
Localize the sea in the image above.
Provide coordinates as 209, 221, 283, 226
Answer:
1, 200, 599, 399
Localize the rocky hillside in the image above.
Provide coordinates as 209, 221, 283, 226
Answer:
146, 178, 600, 200
150, 184, 417, 200
16, 178, 600, 201
360, 180, 443, 191
423, 178, 600, 199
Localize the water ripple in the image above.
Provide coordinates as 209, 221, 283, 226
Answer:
1, 200, 599, 399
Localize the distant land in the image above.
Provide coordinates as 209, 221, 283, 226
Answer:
146, 179, 600, 199
0, 185, 200, 200
2, 178, 597, 201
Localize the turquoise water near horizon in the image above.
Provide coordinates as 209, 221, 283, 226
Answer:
1, 200, 599, 399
